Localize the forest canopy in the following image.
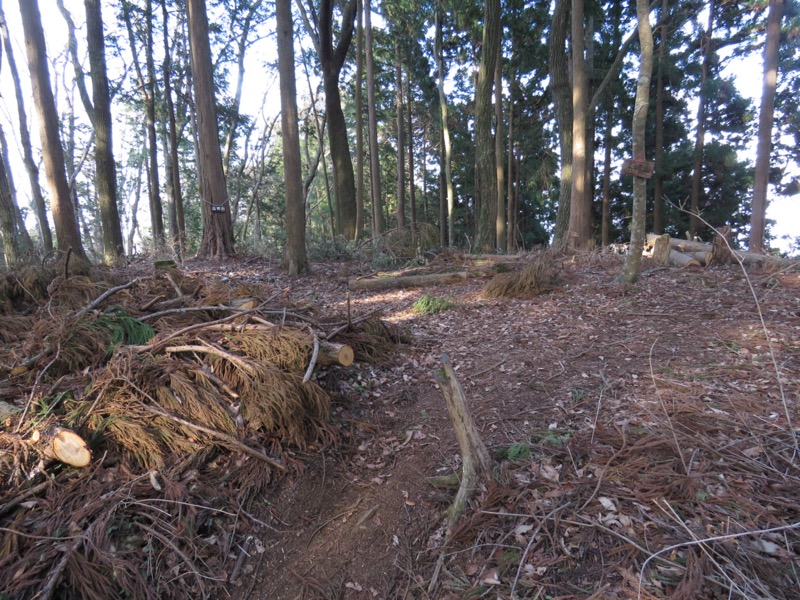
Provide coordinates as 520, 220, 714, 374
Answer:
0, 0, 798, 270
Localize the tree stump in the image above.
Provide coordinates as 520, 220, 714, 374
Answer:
712, 226, 733, 265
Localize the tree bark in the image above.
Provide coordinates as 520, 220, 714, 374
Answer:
568, 0, 591, 251
161, 0, 186, 256
364, 0, 383, 238
277, 0, 308, 274
0, 134, 21, 264
618, 0, 654, 283
297, 0, 358, 239
550, 0, 572, 248
395, 44, 406, 230
475, 0, 501, 252
18, 0, 87, 262
0, 1, 52, 252
652, 0, 669, 234
85, 0, 125, 263
354, 0, 364, 239
0, 124, 33, 257
407, 67, 417, 243
436, 3, 454, 248
749, 0, 784, 252
600, 113, 613, 246
689, 0, 715, 239
495, 52, 506, 253
187, 0, 236, 259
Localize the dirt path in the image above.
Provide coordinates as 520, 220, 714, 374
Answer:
228, 255, 799, 600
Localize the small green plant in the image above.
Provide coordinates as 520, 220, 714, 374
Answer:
570, 388, 588, 403
412, 294, 453, 314
506, 441, 531, 461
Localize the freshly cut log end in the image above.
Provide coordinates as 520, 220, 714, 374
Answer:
323, 341, 354, 367
50, 427, 92, 467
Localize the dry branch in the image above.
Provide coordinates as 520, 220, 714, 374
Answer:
436, 354, 493, 536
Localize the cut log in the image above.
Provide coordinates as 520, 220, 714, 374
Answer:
645, 233, 797, 267
349, 270, 474, 291
37, 427, 92, 467
652, 234, 671, 265
689, 251, 714, 266
669, 250, 702, 268
712, 226, 733, 265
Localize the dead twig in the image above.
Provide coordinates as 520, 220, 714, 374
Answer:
302, 334, 320, 383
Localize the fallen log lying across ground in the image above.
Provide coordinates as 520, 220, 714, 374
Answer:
349, 270, 477, 291
646, 233, 798, 268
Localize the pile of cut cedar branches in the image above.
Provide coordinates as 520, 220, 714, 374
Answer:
0, 262, 400, 600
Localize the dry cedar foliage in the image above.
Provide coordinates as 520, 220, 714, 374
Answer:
0, 268, 351, 600
482, 256, 557, 298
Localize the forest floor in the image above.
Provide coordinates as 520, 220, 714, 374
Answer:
1, 250, 798, 600
223, 252, 800, 600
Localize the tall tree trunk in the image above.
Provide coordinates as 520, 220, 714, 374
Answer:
0, 130, 22, 264
160, 0, 183, 256
750, 0, 784, 252
407, 68, 417, 242
506, 63, 515, 252
0, 124, 33, 254
364, 0, 383, 237
0, 2, 52, 252
354, 0, 364, 239
436, 3, 454, 248
127, 142, 143, 253
568, 0, 591, 250
689, 0, 715, 239
475, 0, 501, 251
297, 0, 358, 239
145, 0, 165, 248
187, 0, 235, 259
85, 0, 124, 263
618, 0, 654, 283
395, 44, 406, 230
600, 111, 613, 246
584, 16, 595, 221
550, 0, 572, 248
277, 0, 307, 273
223, 0, 264, 175
652, 0, 669, 234
17, 0, 87, 262
495, 52, 506, 252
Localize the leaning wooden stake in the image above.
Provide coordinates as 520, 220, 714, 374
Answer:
429, 355, 494, 593
437, 354, 493, 535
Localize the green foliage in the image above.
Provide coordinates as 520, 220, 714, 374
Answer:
506, 441, 531, 461
411, 294, 453, 314
92, 306, 156, 350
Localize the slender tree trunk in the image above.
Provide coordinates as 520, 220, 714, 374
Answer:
277, 0, 307, 273
395, 44, 406, 230
550, 0, 572, 248
618, 0, 654, 283
364, 0, 383, 237
652, 0, 669, 234
568, 0, 591, 250
160, 0, 184, 256
0, 2, 52, 252
145, 0, 165, 248
223, 0, 264, 175
354, 0, 364, 239
495, 52, 506, 252
407, 68, 417, 242
18, 0, 86, 262
85, 0, 124, 263
436, 3, 454, 248
506, 65, 515, 252
584, 16, 595, 220
600, 112, 613, 246
187, 0, 235, 259
475, 0, 501, 251
750, 0, 784, 252
127, 143, 143, 253
0, 131, 22, 264
0, 125, 33, 254
689, 0, 715, 239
